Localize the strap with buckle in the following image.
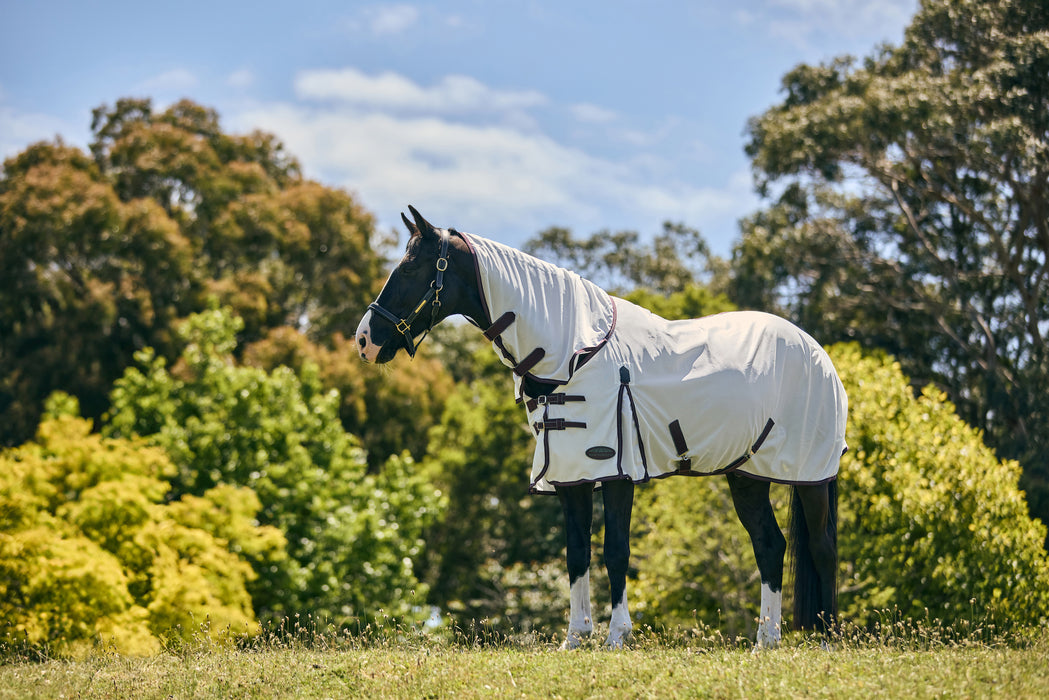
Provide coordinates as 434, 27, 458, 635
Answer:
532, 418, 587, 433
526, 393, 585, 412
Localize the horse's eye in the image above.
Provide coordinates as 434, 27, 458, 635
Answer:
400, 256, 422, 274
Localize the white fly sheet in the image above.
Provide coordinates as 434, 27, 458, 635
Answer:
460, 231, 848, 495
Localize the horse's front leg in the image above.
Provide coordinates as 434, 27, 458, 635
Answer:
602, 479, 635, 648
557, 483, 594, 649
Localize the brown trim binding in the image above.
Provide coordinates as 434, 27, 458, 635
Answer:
483, 311, 516, 341
708, 418, 776, 475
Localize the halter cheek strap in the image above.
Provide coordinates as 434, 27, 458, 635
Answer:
367, 228, 451, 358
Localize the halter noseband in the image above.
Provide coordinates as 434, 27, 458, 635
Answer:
366, 228, 451, 358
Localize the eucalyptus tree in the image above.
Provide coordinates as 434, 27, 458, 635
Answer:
734, 0, 1049, 525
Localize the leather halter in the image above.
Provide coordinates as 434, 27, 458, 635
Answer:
366, 228, 450, 358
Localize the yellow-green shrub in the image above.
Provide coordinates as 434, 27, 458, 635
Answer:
0, 401, 284, 657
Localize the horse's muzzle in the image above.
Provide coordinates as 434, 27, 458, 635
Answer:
355, 310, 383, 363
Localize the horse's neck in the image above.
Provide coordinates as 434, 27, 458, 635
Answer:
463, 232, 614, 383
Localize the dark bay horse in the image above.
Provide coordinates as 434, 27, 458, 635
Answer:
356, 207, 847, 649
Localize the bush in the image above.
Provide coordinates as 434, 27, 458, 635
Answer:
834, 344, 1049, 628
0, 398, 281, 657
105, 308, 443, 624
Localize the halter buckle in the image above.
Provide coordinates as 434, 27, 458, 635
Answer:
396, 319, 412, 334
436, 257, 448, 272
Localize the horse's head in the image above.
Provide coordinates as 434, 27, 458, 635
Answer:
356, 206, 481, 363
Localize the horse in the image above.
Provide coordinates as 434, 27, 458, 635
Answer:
355, 206, 848, 649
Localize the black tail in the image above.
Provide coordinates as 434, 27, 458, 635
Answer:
788, 479, 838, 631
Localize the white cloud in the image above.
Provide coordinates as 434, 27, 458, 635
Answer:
570, 103, 618, 124
0, 104, 80, 160
134, 68, 197, 93
752, 0, 916, 48
231, 86, 756, 251
294, 68, 547, 115
227, 69, 255, 89
366, 4, 419, 35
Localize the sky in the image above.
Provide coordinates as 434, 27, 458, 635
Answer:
0, 0, 918, 256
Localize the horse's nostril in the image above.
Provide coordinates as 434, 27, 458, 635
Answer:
358, 336, 367, 348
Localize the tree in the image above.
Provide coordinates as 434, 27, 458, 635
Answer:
525, 221, 711, 295
0, 395, 283, 658
0, 98, 389, 448
734, 0, 1049, 527
105, 308, 443, 624
242, 326, 454, 470
0, 141, 194, 445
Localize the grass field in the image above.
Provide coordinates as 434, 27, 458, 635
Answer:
3, 623, 1047, 699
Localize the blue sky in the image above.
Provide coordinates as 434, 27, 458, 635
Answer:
1, 0, 917, 255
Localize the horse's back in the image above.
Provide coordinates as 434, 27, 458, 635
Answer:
611, 303, 847, 484
527, 300, 847, 492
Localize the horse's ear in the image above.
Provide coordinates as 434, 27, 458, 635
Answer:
401, 212, 420, 238
408, 204, 439, 239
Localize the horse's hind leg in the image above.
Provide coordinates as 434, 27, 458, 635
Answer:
602, 479, 635, 648
557, 483, 594, 649
727, 473, 787, 648
790, 481, 838, 635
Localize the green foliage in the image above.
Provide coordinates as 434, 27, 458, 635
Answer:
524, 221, 711, 295
832, 343, 1049, 628
736, 0, 1049, 527
105, 307, 442, 624
630, 476, 771, 637
0, 98, 388, 449
243, 326, 455, 470
622, 284, 737, 321
418, 351, 565, 633
0, 406, 280, 657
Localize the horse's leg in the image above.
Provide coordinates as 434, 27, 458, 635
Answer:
791, 481, 838, 635
727, 473, 787, 649
602, 479, 635, 648
557, 483, 594, 649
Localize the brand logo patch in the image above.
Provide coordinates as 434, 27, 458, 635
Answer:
585, 446, 616, 460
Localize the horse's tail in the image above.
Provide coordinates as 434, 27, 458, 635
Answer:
788, 479, 838, 631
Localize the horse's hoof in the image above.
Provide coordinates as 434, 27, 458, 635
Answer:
560, 629, 591, 650
604, 626, 632, 649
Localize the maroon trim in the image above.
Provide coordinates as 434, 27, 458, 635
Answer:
458, 232, 493, 327
530, 470, 839, 495
705, 418, 776, 476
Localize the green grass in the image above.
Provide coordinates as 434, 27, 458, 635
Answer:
3, 622, 1047, 699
